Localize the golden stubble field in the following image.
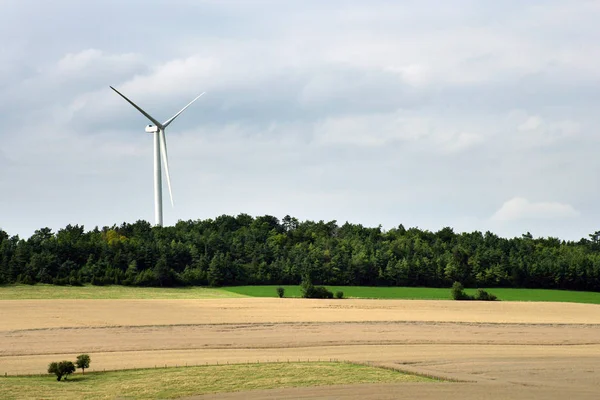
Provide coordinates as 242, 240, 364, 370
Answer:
2, 298, 600, 399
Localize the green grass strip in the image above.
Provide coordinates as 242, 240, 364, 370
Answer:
223, 285, 600, 304
0, 362, 435, 400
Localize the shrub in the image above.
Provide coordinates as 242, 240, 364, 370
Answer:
474, 289, 498, 301
451, 281, 472, 300
76, 354, 91, 374
90, 276, 104, 286
451, 283, 499, 301
48, 361, 75, 381
69, 275, 82, 286
276, 287, 285, 298
53, 277, 69, 286
335, 291, 344, 299
300, 276, 315, 298
312, 286, 334, 299
301, 277, 333, 299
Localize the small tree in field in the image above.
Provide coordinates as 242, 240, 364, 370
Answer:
59, 361, 76, 380
276, 287, 285, 298
48, 362, 61, 381
48, 361, 75, 381
76, 354, 91, 374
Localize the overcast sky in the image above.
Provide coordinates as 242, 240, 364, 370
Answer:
1, 0, 599, 240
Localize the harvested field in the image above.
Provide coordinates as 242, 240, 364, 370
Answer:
1, 298, 600, 399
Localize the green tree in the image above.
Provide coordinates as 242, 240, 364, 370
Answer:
48, 360, 75, 381
76, 354, 91, 374
154, 255, 175, 286
208, 252, 229, 287
48, 362, 61, 381
2, 215, 600, 292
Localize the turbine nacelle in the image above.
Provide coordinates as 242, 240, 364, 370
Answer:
145, 124, 159, 133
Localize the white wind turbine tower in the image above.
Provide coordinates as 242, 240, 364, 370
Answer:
110, 86, 205, 227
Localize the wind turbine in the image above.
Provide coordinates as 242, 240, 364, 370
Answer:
110, 86, 205, 227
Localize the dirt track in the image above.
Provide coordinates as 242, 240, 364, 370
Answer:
2, 298, 600, 399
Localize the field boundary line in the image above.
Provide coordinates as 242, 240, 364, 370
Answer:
4, 341, 600, 358
343, 360, 461, 383
6, 319, 600, 334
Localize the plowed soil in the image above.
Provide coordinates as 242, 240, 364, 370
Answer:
2, 298, 599, 399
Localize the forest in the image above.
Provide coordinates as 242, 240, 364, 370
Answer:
1, 214, 599, 291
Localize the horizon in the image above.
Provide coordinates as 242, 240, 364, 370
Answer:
1, 213, 593, 243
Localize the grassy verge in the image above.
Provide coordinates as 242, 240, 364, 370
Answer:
0, 362, 436, 400
462, 287, 600, 303
225, 285, 450, 299
223, 285, 600, 304
0, 284, 246, 300
2, 284, 598, 304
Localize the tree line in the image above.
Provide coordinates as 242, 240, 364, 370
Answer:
1, 214, 600, 291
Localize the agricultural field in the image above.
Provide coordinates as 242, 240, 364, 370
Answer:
1, 286, 600, 399
0, 284, 246, 300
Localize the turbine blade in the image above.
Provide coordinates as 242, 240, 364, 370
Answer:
159, 129, 174, 207
162, 92, 205, 128
110, 86, 163, 129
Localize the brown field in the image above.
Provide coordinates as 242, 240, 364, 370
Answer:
2, 298, 600, 399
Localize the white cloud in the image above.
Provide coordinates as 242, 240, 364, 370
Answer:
313, 112, 485, 153
518, 115, 543, 132
57, 49, 103, 73
52, 49, 145, 81
491, 197, 579, 221
512, 113, 581, 147
385, 64, 432, 86
117, 56, 220, 99
313, 113, 429, 147
437, 132, 484, 153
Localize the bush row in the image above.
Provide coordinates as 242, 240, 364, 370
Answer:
451, 282, 498, 301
